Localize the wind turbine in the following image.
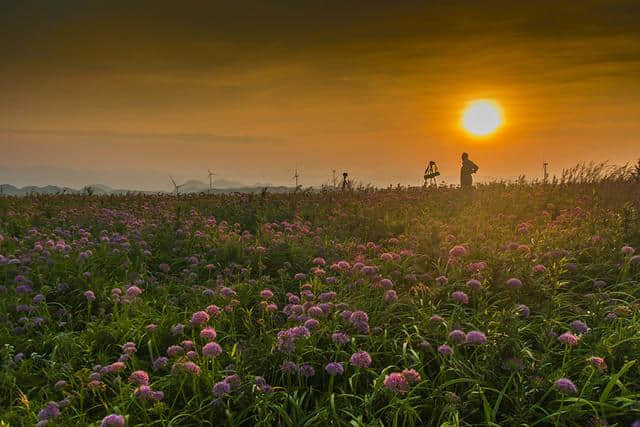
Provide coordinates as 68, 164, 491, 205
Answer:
207, 169, 216, 193
169, 176, 185, 195
292, 169, 300, 189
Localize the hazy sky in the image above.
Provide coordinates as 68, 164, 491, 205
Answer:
1, 1, 639, 190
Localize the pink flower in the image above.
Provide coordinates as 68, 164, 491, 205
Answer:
401, 369, 421, 383
200, 327, 217, 341
312, 257, 326, 266
126, 286, 142, 297
532, 264, 547, 273
466, 279, 482, 290
435, 276, 449, 285
449, 245, 467, 257
349, 351, 372, 368
383, 372, 409, 393
558, 332, 580, 347
206, 305, 222, 316
191, 311, 210, 326
128, 370, 149, 386
588, 356, 607, 372
259, 289, 273, 299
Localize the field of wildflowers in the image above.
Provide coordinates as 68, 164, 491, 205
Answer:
1, 177, 639, 426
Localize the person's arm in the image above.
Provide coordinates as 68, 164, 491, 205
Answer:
471, 161, 479, 173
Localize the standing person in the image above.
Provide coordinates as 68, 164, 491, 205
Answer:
341, 172, 349, 191
460, 152, 478, 188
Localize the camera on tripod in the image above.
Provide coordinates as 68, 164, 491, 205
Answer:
424, 161, 440, 187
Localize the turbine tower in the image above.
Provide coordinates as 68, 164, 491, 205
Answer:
207, 169, 216, 193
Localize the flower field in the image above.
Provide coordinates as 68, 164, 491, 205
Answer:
1, 180, 640, 426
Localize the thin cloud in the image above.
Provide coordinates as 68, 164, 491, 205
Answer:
0, 128, 283, 145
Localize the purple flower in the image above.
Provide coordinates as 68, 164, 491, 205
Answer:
220, 287, 236, 298
260, 289, 273, 299
325, 362, 344, 376
554, 378, 577, 395
466, 279, 482, 290
319, 291, 337, 302
282, 361, 298, 374
350, 310, 369, 323
379, 278, 394, 289
465, 331, 487, 345
506, 278, 522, 289
299, 364, 315, 377
517, 304, 530, 318
304, 318, 320, 330
84, 290, 96, 301
212, 381, 231, 397
449, 329, 466, 344
383, 372, 409, 393
451, 291, 469, 304
38, 402, 60, 421
307, 305, 324, 318
349, 351, 372, 368
570, 320, 588, 334
384, 289, 398, 303
100, 414, 125, 427
203, 342, 223, 357
438, 344, 453, 356
153, 357, 168, 371
331, 332, 350, 345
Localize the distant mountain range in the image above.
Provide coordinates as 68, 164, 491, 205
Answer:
0, 180, 294, 196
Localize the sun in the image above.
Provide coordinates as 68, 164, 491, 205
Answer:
461, 99, 504, 137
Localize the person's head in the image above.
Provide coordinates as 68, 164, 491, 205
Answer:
461, 152, 469, 161
343, 172, 348, 178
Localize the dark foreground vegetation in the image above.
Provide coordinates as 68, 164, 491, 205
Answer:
1, 166, 640, 426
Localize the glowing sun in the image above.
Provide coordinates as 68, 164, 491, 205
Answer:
461, 99, 504, 137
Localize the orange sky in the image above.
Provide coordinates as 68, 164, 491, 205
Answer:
1, 1, 638, 190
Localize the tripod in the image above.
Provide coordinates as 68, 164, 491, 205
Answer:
424, 161, 440, 187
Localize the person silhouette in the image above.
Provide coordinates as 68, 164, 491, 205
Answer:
460, 152, 478, 187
